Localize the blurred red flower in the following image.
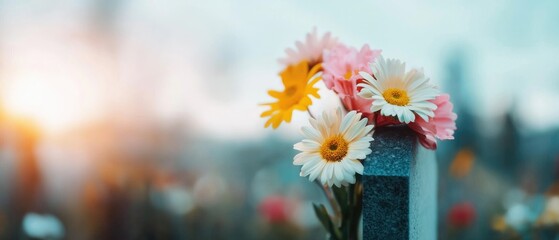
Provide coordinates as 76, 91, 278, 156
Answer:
448, 202, 476, 228
258, 196, 293, 223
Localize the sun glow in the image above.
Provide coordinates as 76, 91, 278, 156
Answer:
0, 25, 114, 134
2, 73, 103, 133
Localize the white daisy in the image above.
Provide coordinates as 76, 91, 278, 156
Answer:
293, 109, 374, 187
357, 55, 439, 123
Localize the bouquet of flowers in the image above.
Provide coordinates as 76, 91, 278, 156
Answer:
260, 28, 457, 239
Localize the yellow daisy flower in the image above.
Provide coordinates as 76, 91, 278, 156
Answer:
261, 61, 322, 128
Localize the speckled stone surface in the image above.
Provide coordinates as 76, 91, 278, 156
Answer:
362, 126, 437, 240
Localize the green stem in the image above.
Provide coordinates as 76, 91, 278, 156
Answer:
350, 175, 363, 240
307, 108, 315, 119
314, 177, 362, 240
315, 181, 342, 226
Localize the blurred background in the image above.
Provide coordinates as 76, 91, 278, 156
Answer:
0, 0, 558, 239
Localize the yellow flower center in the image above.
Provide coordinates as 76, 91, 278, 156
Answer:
320, 135, 349, 162
344, 70, 353, 80
382, 88, 410, 106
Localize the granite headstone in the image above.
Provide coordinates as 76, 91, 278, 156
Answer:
362, 126, 437, 240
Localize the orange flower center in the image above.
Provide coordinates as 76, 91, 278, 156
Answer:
320, 135, 348, 162
382, 88, 410, 106
278, 85, 302, 109
284, 85, 297, 97
344, 70, 353, 80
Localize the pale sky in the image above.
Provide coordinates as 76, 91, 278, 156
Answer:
1, 0, 558, 137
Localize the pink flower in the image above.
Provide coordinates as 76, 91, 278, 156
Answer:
322, 44, 381, 117
409, 94, 457, 149
278, 28, 339, 67
409, 122, 438, 150
431, 94, 458, 140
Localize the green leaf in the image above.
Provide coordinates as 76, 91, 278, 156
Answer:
313, 203, 331, 231
312, 203, 342, 240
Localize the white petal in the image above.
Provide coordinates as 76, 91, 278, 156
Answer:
358, 88, 374, 99
294, 152, 312, 165
345, 119, 367, 142
415, 111, 430, 122
353, 126, 374, 140
345, 175, 356, 184
351, 160, 364, 174
406, 74, 428, 91
301, 126, 322, 142
333, 179, 341, 187
301, 156, 322, 173
381, 104, 396, 117
371, 95, 385, 101
349, 142, 373, 153
321, 164, 333, 185
409, 101, 437, 110
370, 102, 384, 112
409, 106, 435, 118
309, 118, 327, 138
394, 106, 405, 117
341, 158, 357, 174
301, 139, 321, 148
339, 111, 357, 135
334, 163, 345, 182
308, 161, 326, 181
321, 111, 331, 129
400, 108, 416, 123
359, 71, 376, 83
294, 142, 318, 152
